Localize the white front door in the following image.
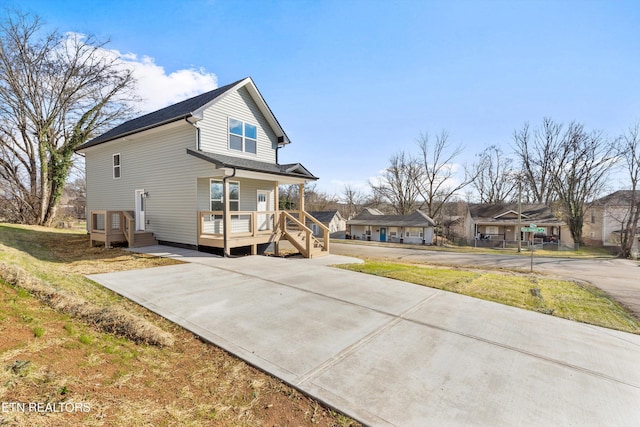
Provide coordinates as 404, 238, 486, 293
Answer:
135, 189, 145, 231
257, 190, 271, 231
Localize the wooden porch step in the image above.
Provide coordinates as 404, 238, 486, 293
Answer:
281, 229, 327, 258
131, 232, 158, 248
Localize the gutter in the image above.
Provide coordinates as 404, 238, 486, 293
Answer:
77, 114, 193, 151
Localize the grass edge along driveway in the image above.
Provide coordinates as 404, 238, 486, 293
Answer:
337, 260, 640, 335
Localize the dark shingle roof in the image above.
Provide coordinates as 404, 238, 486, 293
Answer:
347, 210, 434, 227
307, 211, 342, 224
186, 149, 317, 180
78, 79, 245, 149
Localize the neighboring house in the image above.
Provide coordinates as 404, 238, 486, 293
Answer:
77, 77, 329, 258
347, 208, 435, 244
306, 210, 346, 238
464, 203, 574, 248
583, 190, 640, 253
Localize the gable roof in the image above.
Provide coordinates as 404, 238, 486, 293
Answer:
591, 190, 639, 206
186, 149, 317, 180
347, 210, 435, 227
493, 209, 530, 219
77, 77, 290, 150
469, 203, 564, 225
307, 210, 344, 224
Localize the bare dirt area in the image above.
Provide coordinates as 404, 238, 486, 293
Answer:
0, 225, 358, 426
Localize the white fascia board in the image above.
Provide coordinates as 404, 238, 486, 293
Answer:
191, 77, 290, 145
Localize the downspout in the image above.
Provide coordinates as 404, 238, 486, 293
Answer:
223, 166, 237, 258
184, 117, 201, 150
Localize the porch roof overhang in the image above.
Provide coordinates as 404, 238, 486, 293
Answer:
187, 149, 318, 183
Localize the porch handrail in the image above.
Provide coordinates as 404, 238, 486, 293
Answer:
122, 211, 135, 245
301, 211, 330, 252
281, 211, 313, 256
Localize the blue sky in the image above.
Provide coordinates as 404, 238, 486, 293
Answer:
8, 0, 640, 196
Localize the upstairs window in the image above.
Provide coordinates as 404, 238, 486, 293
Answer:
211, 179, 239, 211
113, 154, 121, 179
229, 118, 257, 154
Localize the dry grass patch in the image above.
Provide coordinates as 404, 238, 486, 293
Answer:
0, 223, 360, 426
338, 260, 640, 334
0, 263, 173, 346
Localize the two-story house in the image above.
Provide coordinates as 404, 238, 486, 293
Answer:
77, 77, 329, 258
583, 190, 640, 253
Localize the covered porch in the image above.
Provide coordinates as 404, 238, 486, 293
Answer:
189, 149, 329, 258
473, 222, 566, 249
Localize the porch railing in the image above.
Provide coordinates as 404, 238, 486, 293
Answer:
197, 209, 330, 257
89, 210, 126, 247
198, 210, 279, 237
122, 211, 135, 245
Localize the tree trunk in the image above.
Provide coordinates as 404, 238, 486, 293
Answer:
568, 215, 584, 246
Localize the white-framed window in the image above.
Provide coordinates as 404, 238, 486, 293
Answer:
405, 227, 423, 238
210, 179, 239, 211
229, 118, 257, 154
486, 226, 499, 235
113, 153, 121, 179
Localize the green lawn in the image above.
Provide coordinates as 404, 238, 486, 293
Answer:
332, 238, 617, 258
338, 261, 640, 334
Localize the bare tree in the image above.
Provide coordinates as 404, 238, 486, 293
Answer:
617, 123, 640, 258
0, 11, 136, 225
341, 184, 366, 219
278, 183, 338, 212
550, 122, 618, 246
415, 131, 476, 219
471, 145, 517, 204
513, 118, 560, 204
303, 182, 339, 212
278, 184, 298, 210
371, 151, 422, 215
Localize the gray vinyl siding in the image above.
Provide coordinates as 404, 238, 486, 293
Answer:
198, 87, 278, 163
85, 122, 219, 245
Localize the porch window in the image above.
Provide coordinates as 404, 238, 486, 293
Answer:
405, 228, 423, 238
486, 226, 499, 235
113, 153, 121, 179
229, 118, 257, 154
210, 180, 239, 211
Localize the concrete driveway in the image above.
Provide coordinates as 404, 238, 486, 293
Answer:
88, 246, 640, 426
331, 242, 640, 319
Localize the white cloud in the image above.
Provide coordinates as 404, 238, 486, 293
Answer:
119, 54, 218, 112
66, 32, 218, 113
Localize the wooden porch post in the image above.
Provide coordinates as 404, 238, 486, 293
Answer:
274, 181, 279, 256
299, 183, 305, 215
223, 178, 230, 257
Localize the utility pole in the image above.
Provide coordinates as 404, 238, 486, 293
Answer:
517, 175, 522, 253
